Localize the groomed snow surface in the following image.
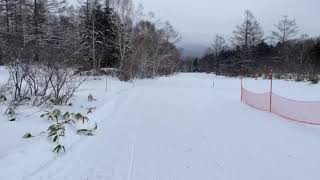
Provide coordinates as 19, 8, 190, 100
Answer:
1, 69, 320, 180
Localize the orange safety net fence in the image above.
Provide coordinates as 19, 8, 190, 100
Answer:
241, 78, 320, 125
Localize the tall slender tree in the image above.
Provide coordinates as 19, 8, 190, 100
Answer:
211, 34, 226, 75
232, 10, 263, 48
272, 15, 299, 44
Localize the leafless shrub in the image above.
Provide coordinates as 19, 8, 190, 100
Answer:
28, 65, 56, 106
7, 59, 30, 101
0, 79, 9, 102
48, 64, 86, 105
5, 58, 86, 107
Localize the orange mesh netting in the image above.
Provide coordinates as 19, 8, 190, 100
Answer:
242, 88, 270, 112
271, 93, 320, 125
241, 80, 320, 125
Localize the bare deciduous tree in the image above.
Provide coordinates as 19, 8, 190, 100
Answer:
211, 34, 226, 75
211, 34, 226, 56
272, 15, 299, 44
110, 0, 135, 78
251, 20, 264, 46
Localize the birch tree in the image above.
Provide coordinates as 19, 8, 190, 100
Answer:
110, 0, 134, 76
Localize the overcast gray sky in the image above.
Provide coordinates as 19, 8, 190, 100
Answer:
134, 0, 320, 49
70, 0, 320, 56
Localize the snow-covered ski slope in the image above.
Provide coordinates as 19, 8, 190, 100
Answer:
2, 73, 320, 180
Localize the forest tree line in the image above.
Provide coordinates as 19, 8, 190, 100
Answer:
0, 0, 181, 81
181, 10, 320, 83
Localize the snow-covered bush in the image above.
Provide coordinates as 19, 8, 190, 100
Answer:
87, 107, 96, 114
48, 66, 86, 105
88, 94, 96, 101
41, 109, 89, 125
53, 144, 65, 154
0, 92, 7, 106
0, 95, 6, 101
7, 60, 30, 101
0, 80, 8, 102
41, 109, 63, 123
41, 109, 96, 153
309, 74, 319, 84
6, 108, 16, 121
5, 60, 86, 107
22, 133, 34, 139
77, 123, 97, 136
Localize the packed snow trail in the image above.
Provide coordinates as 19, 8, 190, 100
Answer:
8, 74, 320, 179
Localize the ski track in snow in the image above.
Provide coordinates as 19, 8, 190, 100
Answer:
2, 73, 320, 180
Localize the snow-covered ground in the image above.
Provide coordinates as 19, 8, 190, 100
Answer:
1, 68, 320, 180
